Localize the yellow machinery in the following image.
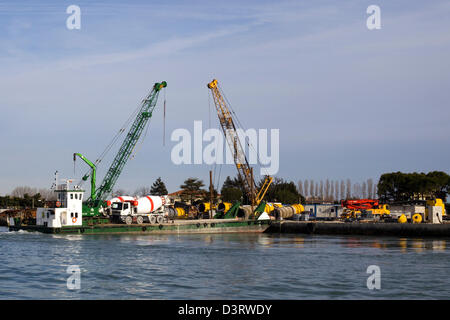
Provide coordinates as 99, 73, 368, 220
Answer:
340, 209, 361, 219
366, 204, 390, 216
425, 198, 446, 218
412, 213, 423, 223
207, 79, 273, 217
340, 201, 390, 220
398, 214, 407, 223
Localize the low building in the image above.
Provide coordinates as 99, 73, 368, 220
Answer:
389, 205, 425, 218
303, 204, 342, 219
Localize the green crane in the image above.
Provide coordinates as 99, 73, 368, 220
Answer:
73, 153, 97, 201
76, 81, 167, 217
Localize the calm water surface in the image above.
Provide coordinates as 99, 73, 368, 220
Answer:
0, 226, 449, 299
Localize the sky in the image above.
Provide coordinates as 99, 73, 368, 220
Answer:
0, 0, 450, 196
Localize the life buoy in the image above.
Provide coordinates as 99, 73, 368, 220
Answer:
56, 201, 61, 207
72, 217, 77, 223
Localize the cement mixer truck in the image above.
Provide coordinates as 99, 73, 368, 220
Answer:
110, 195, 170, 225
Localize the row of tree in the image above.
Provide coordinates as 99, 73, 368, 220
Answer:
3, 171, 448, 208
298, 179, 377, 202
377, 171, 450, 202
221, 176, 303, 205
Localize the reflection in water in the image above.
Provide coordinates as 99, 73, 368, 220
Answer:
411, 239, 425, 253
1, 231, 450, 299
398, 238, 408, 253
256, 235, 306, 248
432, 240, 446, 251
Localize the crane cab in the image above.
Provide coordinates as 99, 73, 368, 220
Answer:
36, 180, 84, 228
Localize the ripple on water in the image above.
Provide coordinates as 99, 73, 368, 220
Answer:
1, 233, 450, 299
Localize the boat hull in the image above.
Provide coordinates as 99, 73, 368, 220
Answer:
9, 218, 271, 235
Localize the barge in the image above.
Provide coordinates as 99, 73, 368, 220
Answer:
9, 218, 271, 235
6, 178, 271, 235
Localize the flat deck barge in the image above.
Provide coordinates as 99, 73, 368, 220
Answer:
9, 218, 271, 235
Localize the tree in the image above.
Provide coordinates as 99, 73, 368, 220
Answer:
221, 187, 242, 203
304, 180, 309, 198
319, 180, 324, 200
346, 179, 351, 199
180, 178, 206, 204
11, 186, 37, 198
263, 178, 304, 204
362, 181, 367, 198
329, 180, 334, 202
220, 176, 243, 203
150, 177, 168, 196
134, 186, 151, 197
340, 180, 345, 201
353, 182, 361, 199
298, 180, 303, 197
367, 179, 374, 199
111, 189, 129, 197
38, 188, 57, 201
377, 171, 450, 202
335, 180, 339, 201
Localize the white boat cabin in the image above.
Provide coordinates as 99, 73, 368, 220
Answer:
36, 181, 84, 228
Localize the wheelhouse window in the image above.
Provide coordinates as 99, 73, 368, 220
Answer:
112, 203, 123, 210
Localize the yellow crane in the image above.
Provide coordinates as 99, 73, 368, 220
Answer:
207, 79, 272, 218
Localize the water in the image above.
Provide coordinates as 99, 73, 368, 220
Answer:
1, 226, 449, 299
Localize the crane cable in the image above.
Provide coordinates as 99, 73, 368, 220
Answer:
130, 117, 152, 160
163, 89, 166, 146
131, 88, 166, 160
132, 86, 166, 159
208, 89, 224, 195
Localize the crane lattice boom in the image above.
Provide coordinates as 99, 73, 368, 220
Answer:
88, 81, 167, 207
207, 79, 272, 206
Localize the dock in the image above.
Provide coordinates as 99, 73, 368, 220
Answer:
266, 220, 450, 238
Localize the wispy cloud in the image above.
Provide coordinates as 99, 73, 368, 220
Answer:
54, 23, 258, 70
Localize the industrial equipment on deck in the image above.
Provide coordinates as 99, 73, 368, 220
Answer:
341, 199, 390, 219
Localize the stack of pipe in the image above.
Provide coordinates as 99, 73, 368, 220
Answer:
274, 204, 304, 219
166, 207, 187, 219
217, 202, 232, 212
238, 205, 253, 218
264, 202, 283, 213
198, 202, 216, 213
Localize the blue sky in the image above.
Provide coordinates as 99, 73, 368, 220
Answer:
1, 0, 450, 195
